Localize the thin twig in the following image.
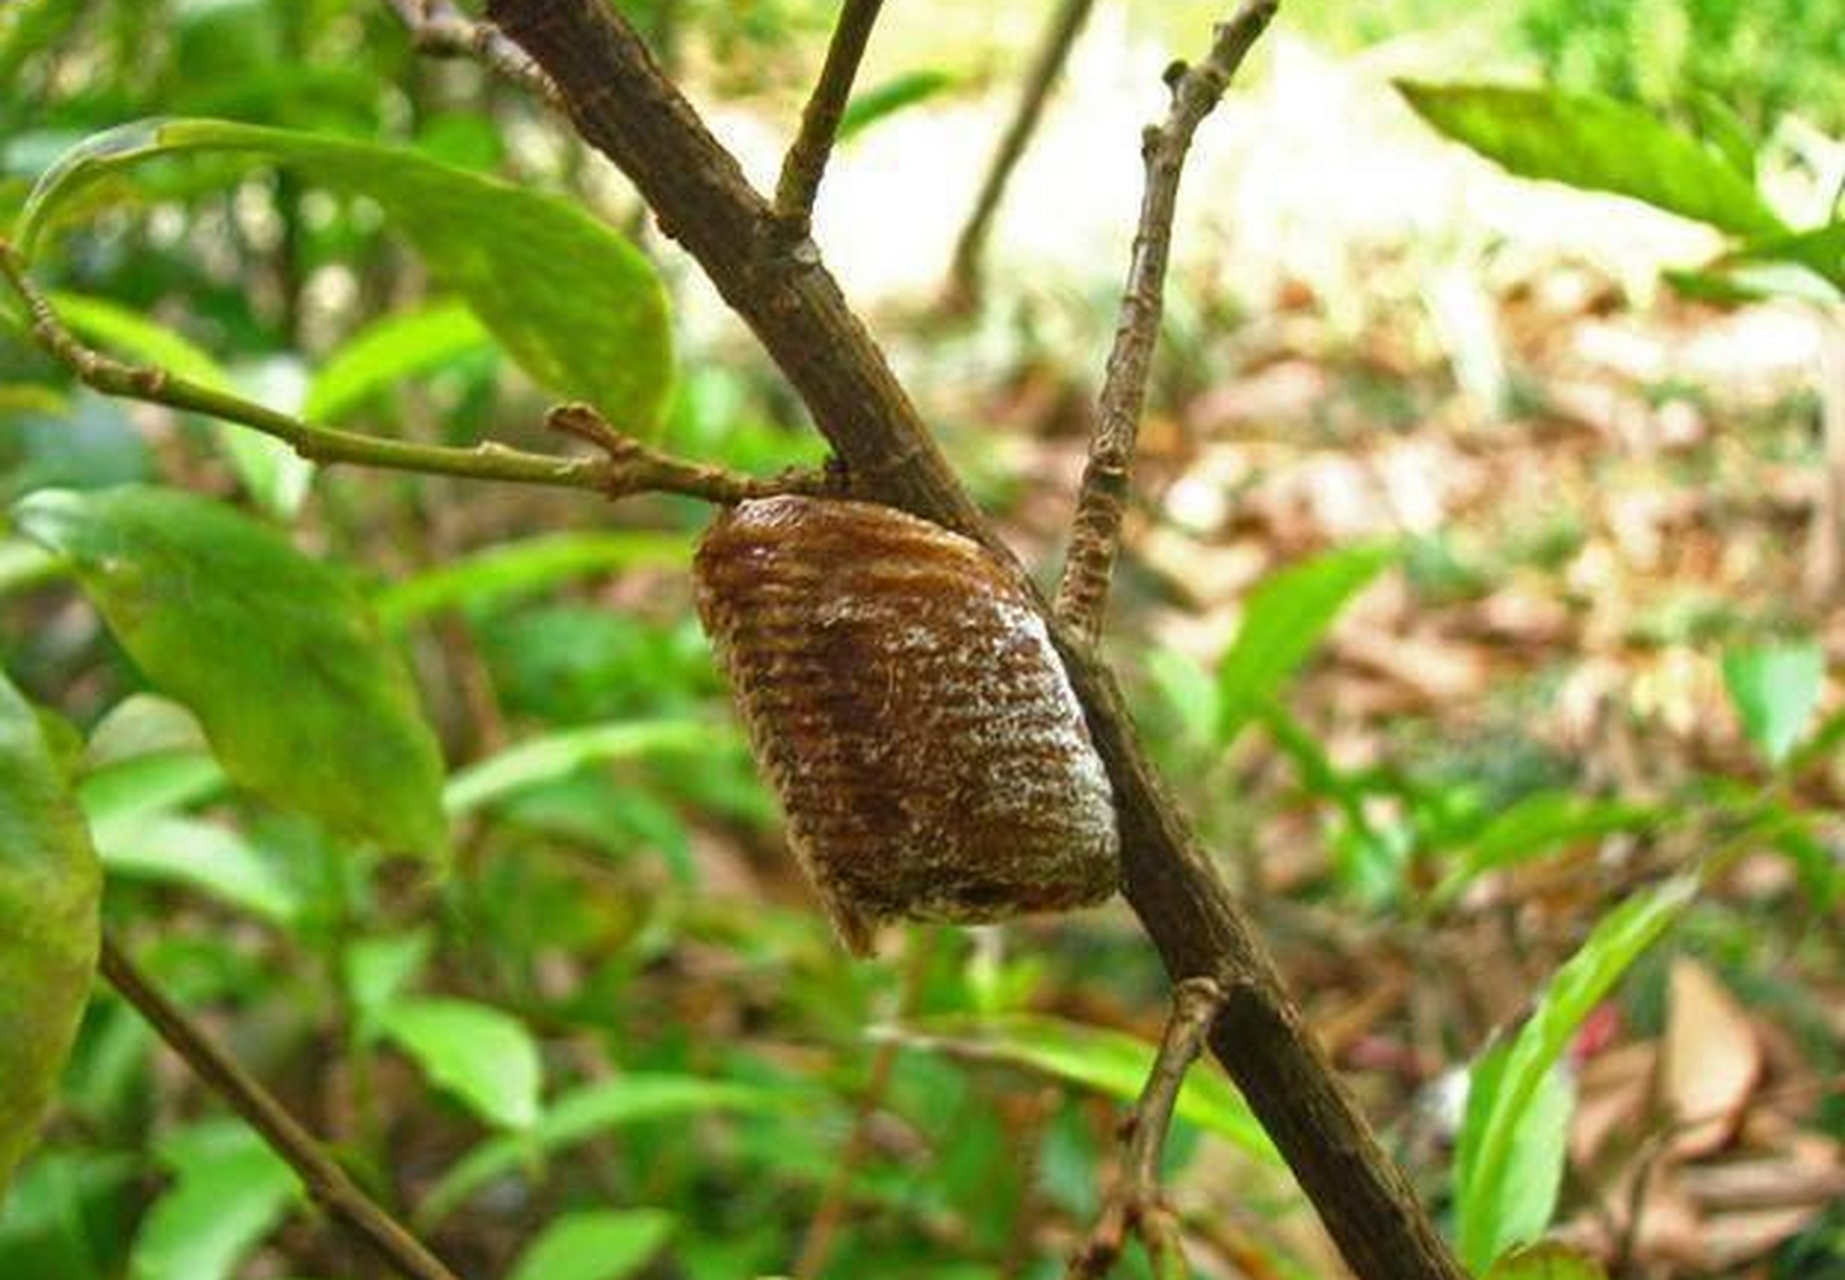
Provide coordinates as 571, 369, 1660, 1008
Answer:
773, 0, 886, 240
1, 243, 818, 504
385, 0, 561, 105
99, 935, 466, 1280
943, 0, 1097, 312
792, 929, 937, 1278
1067, 977, 1227, 1280
546, 403, 834, 502
1053, 0, 1276, 641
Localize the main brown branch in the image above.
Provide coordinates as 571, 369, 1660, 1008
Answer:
473, 4, 1468, 1278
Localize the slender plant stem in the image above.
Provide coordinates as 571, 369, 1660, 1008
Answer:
99, 935, 467, 1280
385, 0, 561, 105
774, 0, 886, 239
1055, 4, 1275, 640
0, 242, 820, 504
1066, 978, 1225, 1280
944, 0, 1097, 310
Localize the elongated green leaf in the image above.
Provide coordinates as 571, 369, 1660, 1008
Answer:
130, 1121, 297, 1280
1484, 1243, 1609, 1280
507, 1209, 674, 1280
0, 668, 100, 1200
1396, 82, 1786, 238
884, 1013, 1279, 1162
48, 291, 309, 517
445, 720, 733, 817
1216, 544, 1395, 746
1727, 221, 1845, 292
1456, 1046, 1573, 1272
839, 71, 957, 141
1433, 792, 1660, 906
14, 487, 447, 856
1722, 642, 1825, 767
21, 118, 673, 434
420, 1074, 787, 1226
374, 531, 692, 628
379, 997, 541, 1130
76, 753, 224, 828
90, 814, 299, 924
302, 300, 493, 424
1455, 877, 1697, 1270
46, 292, 231, 387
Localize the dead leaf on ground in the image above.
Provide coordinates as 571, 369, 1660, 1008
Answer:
1659, 959, 1762, 1159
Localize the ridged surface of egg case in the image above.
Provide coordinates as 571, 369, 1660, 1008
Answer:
694, 496, 1119, 954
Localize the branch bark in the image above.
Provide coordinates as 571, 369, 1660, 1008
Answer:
478, 5, 1468, 1278
773, 0, 886, 240
944, 0, 1097, 311
1056, 11, 1273, 639
100, 935, 467, 1280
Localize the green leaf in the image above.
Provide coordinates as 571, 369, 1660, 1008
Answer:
76, 752, 225, 829
1728, 221, 1845, 291
1483, 1243, 1609, 1280
1455, 877, 1697, 1270
445, 720, 733, 817
302, 300, 493, 424
1215, 544, 1395, 746
20, 118, 674, 435
379, 997, 541, 1130
884, 1013, 1279, 1163
1456, 1047, 1573, 1273
419, 1074, 787, 1226
839, 71, 957, 141
0, 668, 100, 1200
1433, 792, 1661, 907
47, 291, 310, 517
373, 531, 692, 629
342, 931, 432, 1043
1395, 82, 1786, 238
13, 486, 447, 856
129, 1120, 297, 1280
1722, 641, 1825, 767
0, 539, 63, 595
90, 814, 300, 924
507, 1209, 674, 1280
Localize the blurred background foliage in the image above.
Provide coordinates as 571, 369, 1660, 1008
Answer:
0, 1, 1842, 1280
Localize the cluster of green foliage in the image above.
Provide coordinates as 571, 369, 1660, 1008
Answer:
1, 3, 1842, 1280
1517, 0, 1845, 131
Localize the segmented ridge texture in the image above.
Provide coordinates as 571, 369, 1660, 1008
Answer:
694, 496, 1119, 954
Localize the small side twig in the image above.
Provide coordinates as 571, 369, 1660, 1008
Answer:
943, 0, 1097, 312
1067, 977, 1227, 1280
99, 935, 466, 1280
773, 0, 887, 240
385, 0, 561, 105
1053, 0, 1276, 640
545, 403, 834, 502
